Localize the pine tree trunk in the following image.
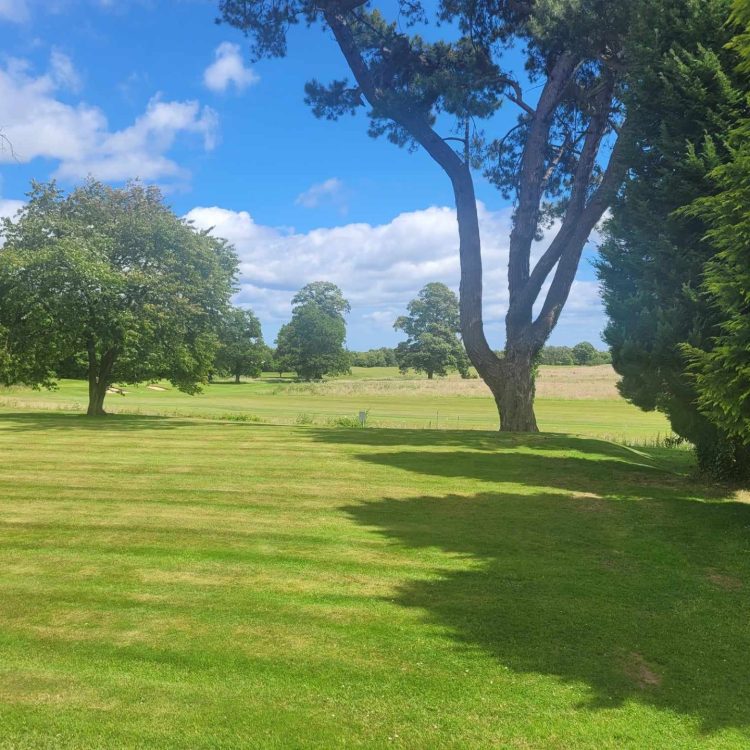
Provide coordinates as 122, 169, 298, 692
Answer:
492, 355, 539, 432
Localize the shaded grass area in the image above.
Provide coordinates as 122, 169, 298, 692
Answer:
0, 365, 670, 441
0, 412, 748, 748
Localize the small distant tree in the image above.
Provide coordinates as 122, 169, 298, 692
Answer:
394, 282, 469, 379
0, 180, 237, 416
572, 342, 598, 366
276, 282, 351, 380
215, 307, 266, 383
267, 347, 290, 378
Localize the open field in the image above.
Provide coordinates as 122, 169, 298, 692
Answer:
0, 413, 748, 748
0, 366, 670, 442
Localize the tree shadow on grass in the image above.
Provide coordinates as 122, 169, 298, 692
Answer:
331, 431, 750, 733
0, 412, 201, 432
310, 427, 682, 467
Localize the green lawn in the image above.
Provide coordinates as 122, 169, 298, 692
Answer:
0, 412, 748, 748
0, 366, 670, 442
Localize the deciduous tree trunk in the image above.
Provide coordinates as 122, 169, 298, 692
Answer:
86, 380, 108, 417
235, 373, 241, 384
86, 342, 117, 417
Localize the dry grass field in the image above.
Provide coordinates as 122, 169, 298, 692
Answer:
285, 365, 621, 399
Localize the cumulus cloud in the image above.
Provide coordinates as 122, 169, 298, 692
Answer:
0, 53, 218, 184
295, 177, 348, 213
203, 42, 259, 94
185, 203, 606, 346
0, 0, 29, 22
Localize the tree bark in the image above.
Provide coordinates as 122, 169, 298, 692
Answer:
235, 372, 241, 384
86, 380, 108, 417
86, 342, 116, 417
493, 353, 538, 432
427, 371, 434, 379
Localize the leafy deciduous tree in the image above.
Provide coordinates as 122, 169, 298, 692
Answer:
275, 282, 351, 380
215, 307, 266, 383
0, 180, 237, 416
394, 282, 469, 378
571, 341, 597, 366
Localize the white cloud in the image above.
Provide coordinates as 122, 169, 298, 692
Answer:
185, 203, 606, 347
295, 177, 347, 211
58, 97, 219, 182
0, 199, 24, 223
0, 199, 25, 247
49, 49, 82, 92
0, 54, 218, 184
0, 0, 29, 22
203, 42, 259, 94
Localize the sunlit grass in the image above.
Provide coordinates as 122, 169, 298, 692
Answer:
0, 365, 670, 441
0, 413, 747, 748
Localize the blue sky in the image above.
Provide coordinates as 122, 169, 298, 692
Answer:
0, 0, 606, 350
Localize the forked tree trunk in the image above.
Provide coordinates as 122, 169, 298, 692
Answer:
324, 15, 628, 433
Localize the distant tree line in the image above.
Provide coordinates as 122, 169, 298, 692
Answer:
536, 343, 612, 367
350, 348, 398, 368
351, 341, 612, 369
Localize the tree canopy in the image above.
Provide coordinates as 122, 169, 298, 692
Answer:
0, 180, 238, 416
682, 0, 750, 459
275, 282, 351, 380
291, 281, 351, 318
394, 282, 469, 378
